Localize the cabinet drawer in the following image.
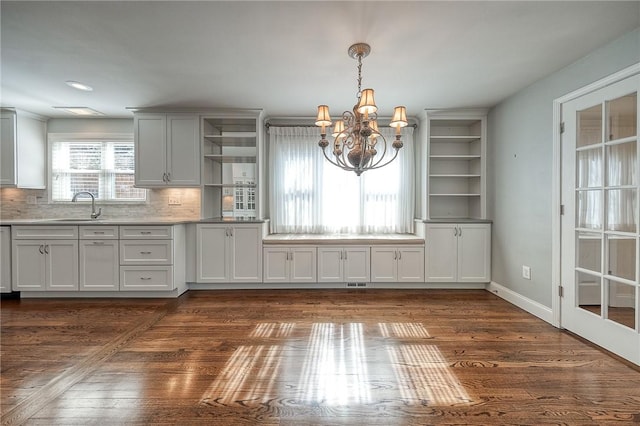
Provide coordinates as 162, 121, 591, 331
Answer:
120, 266, 174, 291
12, 226, 78, 240
120, 240, 173, 265
119, 226, 173, 239
79, 225, 119, 239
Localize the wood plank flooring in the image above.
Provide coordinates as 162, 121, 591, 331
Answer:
1, 289, 639, 425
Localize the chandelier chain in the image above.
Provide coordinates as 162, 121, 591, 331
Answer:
356, 53, 363, 99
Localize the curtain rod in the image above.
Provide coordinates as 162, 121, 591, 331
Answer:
265, 123, 418, 129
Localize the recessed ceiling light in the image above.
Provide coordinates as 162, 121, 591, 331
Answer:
65, 80, 93, 91
53, 107, 104, 116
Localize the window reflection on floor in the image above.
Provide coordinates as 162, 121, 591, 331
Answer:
201, 322, 472, 407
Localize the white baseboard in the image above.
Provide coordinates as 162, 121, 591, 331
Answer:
486, 281, 554, 325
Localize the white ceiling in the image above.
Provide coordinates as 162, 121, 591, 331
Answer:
1, 1, 639, 119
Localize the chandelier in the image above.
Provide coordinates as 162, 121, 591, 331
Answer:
315, 43, 408, 176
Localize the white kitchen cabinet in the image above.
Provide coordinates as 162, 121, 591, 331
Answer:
12, 239, 79, 291
79, 240, 119, 291
118, 225, 182, 291
425, 223, 491, 282
0, 109, 46, 188
12, 226, 79, 291
1, 227, 11, 292
79, 225, 119, 291
196, 224, 262, 283
263, 246, 316, 283
134, 113, 200, 187
317, 246, 370, 283
371, 246, 425, 282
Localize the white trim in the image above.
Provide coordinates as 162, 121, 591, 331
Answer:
551, 62, 640, 330
48, 132, 133, 142
486, 281, 554, 324
188, 282, 486, 290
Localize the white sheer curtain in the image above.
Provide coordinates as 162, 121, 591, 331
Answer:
269, 126, 414, 234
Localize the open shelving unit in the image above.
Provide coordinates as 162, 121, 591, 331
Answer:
426, 114, 487, 219
200, 111, 263, 219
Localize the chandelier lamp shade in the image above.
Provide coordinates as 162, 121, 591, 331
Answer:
315, 43, 408, 176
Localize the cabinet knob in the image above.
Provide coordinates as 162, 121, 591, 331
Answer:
39, 244, 44, 254
44, 245, 49, 254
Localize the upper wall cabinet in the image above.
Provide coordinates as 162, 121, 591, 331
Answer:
422, 110, 487, 220
0, 109, 46, 189
200, 110, 263, 219
134, 113, 200, 187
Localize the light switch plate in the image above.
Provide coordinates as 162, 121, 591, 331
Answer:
522, 265, 531, 280
168, 197, 182, 206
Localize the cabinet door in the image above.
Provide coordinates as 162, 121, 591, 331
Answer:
457, 224, 491, 282
263, 247, 289, 283
397, 246, 425, 282
196, 225, 229, 282
317, 247, 343, 282
0, 112, 16, 186
0, 227, 11, 292
371, 247, 397, 282
343, 247, 370, 283
166, 115, 200, 186
230, 225, 262, 282
425, 225, 458, 282
79, 240, 119, 291
289, 247, 316, 283
12, 241, 45, 290
46, 240, 79, 291
134, 114, 167, 186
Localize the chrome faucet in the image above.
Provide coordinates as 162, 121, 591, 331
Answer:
71, 191, 102, 219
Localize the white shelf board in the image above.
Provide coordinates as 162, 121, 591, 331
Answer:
430, 174, 481, 178
430, 193, 482, 197
204, 155, 256, 163
430, 136, 480, 143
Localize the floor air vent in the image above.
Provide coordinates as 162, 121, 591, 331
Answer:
346, 282, 367, 288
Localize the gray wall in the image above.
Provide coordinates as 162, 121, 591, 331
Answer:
488, 28, 640, 307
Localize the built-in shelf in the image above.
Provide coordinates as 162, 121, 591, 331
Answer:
425, 112, 486, 220
200, 113, 262, 220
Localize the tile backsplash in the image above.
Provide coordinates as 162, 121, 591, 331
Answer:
0, 187, 201, 220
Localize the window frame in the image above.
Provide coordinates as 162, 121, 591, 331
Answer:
48, 132, 147, 205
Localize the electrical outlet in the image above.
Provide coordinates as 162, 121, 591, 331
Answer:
168, 197, 182, 206
522, 265, 531, 280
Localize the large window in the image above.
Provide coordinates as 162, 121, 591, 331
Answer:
50, 134, 146, 202
269, 126, 414, 234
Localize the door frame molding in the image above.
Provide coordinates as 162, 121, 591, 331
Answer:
552, 62, 640, 328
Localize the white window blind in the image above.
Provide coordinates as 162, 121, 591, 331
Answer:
51, 139, 146, 202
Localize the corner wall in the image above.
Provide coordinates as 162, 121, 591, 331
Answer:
488, 28, 640, 308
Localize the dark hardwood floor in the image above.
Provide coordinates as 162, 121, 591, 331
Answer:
2, 289, 639, 425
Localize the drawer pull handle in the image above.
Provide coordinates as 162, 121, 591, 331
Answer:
140, 277, 152, 280
140, 251, 152, 254
39, 244, 44, 254
141, 231, 152, 235
94, 231, 105, 234
93, 242, 105, 245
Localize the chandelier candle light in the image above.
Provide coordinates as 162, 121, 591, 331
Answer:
315, 43, 408, 176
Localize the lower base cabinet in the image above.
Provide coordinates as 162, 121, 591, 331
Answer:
12, 227, 79, 291
425, 223, 491, 282
263, 246, 316, 283
317, 246, 370, 283
371, 246, 425, 282
1, 227, 11, 292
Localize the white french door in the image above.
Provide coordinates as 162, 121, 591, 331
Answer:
561, 73, 639, 365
